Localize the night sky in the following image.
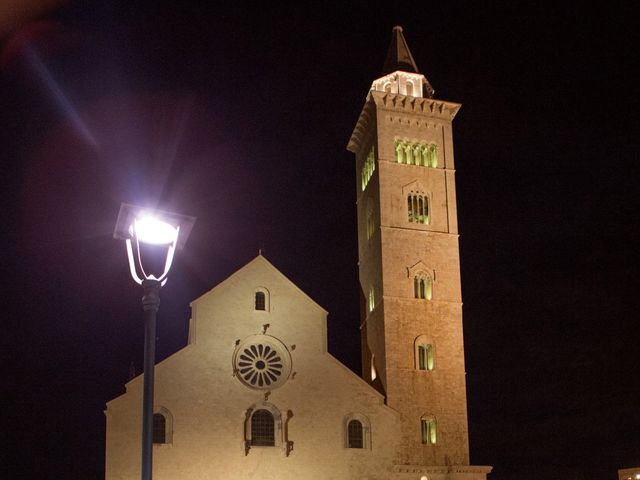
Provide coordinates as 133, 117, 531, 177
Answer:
2, 2, 638, 479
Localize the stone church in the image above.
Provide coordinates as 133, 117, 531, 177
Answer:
105, 27, 492, 480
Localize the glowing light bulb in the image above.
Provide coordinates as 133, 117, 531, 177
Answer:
132, 217, 178, 245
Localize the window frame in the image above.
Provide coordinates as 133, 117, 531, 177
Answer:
152, 406, 174, 446
253, 287, 270, 312
344, 413, 372, 450
420, 415, 437, 445
244, 403, 282, 448
414, 335, 435, 371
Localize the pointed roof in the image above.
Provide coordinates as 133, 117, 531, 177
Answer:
381, 26, 420, 75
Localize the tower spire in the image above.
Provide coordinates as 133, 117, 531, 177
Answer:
371, 26, 434, 99
382, 25, 420, 75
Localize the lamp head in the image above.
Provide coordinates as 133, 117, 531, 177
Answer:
114, 203, 196, 285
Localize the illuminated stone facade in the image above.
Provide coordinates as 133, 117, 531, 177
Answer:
348, 26, 487, 472
105, 256, 401, 480
105, 26, 491, 480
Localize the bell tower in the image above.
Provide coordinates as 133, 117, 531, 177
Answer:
348, 26, 480, 470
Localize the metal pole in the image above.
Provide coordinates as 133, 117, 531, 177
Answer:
141, 279, 160, 480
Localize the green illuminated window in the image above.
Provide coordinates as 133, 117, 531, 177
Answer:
395, 140, 404, 163
421, 416, 437, 445
361, 146, 376, 191
418, 344, 434, 371
395, 140, 438, 168
408, 195, 430, 224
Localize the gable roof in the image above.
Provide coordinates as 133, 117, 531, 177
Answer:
191, 254, 329, 315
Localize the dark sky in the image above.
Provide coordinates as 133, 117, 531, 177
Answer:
2, 2, 638, 479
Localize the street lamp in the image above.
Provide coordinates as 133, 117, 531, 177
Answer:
114, 203, 195, 480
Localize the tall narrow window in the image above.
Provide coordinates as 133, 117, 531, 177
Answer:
395, 140, 404, 163
421, 144, 430, 166
413, 144, 422, 165
406, 81, 414, 97
368, 286, 375, 313
421, 416, 437, 445
366, 203, 374, 240
253, 288, 270, 311
251, 409, 275, 446
361, 146, 375, 191
418, 344, 427, 370
407, 194, 430, 224
414, 274, 432, 300
429, 144, 438, 168
370, 353, 377, 381
404, 143, 413, 165
347, 420, 364, 448
153, 413, 166, 444
418, 344, 434, 371
425, 275, 432, 300
255, 291, 265, 310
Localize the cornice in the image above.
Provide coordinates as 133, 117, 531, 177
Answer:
371, 90, 461, 120
348, 90, 461, 154
392, 464, 493, 475
347, 98, 376, 154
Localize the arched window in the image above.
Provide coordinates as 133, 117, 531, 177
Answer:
152, 413, 166, 444
413, 144, 422, 166
244, 403, 282, 453
347, 420, 364, 448
251, 409, 275, 446
344, 413, 371, 449
395, 140, 437, 168
404, 143, 414, 165
407, 194, 430, 224
414, 335, 435, 371
152, 407, 173, 445
418, 344, 434, 371
421, 415, 437, 445
395, 140, 404, 163
254, 287, 270, 312
429, 144, 438, 168
406, 81, 414, 97
255, 291, 265, 310
413, 274, 433, 300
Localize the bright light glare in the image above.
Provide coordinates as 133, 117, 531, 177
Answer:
132, 217, 178, 245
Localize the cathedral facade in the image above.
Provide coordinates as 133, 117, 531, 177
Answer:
105, 27, 492, 480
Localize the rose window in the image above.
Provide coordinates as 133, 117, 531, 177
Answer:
233, 335, 291, 390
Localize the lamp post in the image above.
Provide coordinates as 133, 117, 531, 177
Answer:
114, 204, 195, 480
